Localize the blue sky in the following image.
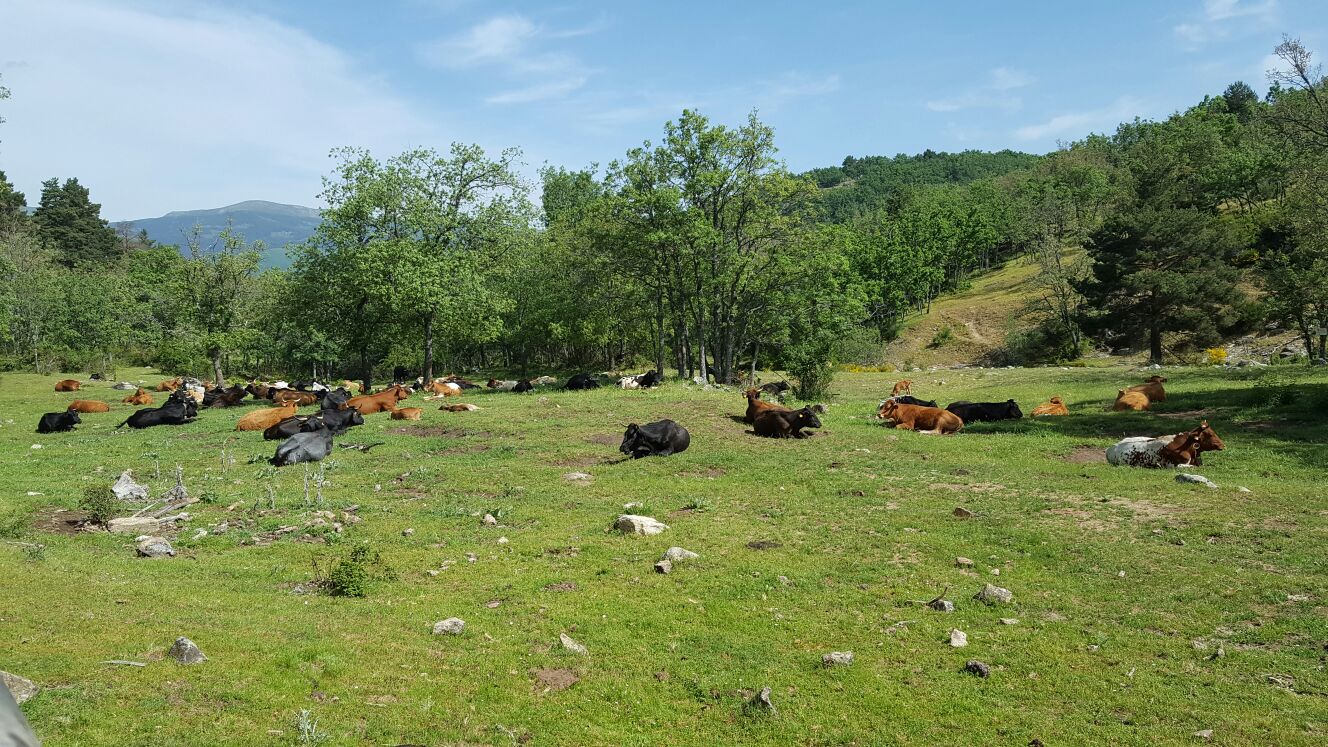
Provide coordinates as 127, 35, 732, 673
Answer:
1, 0, 1323, 219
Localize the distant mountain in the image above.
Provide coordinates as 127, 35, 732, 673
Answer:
117, 200, 322, 269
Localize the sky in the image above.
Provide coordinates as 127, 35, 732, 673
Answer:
0, 0, 1323, 220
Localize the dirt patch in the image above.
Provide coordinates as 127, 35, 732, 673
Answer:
1063, 446, 1107, 464
550, 455, 600, 468
1043, 507, 1113, 532
585, 433, 620, 446
544, 547, 580, 558
746, 539, 782, 550
1239, 420, 1278, 431
929, 482, 1005, 492
1155, 409, 1213, 420
29, 507, 91, 535
669, 507, 697, 518
391, 425, 490, 438
543, 581, 579, 592
532, 668, 579, 693
430, 444, 491, 457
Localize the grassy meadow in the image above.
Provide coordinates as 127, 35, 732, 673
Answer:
1, 364, 1326, 746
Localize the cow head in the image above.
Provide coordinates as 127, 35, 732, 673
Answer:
67, 411, 82, 425
1005, 399, 1023, 418
878, 400, 899, 419
619, 424, 642, 456
1194, 420, 1225, 452
1050, 396, 1063, 405
744, 387, 761, 401
794, 407, 823, 429
323, 388, 351, 411
1145, 375, 1168, 384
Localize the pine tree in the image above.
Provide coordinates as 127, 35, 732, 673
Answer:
32, 177, 120, 268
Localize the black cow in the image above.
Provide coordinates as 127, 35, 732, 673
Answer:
271, 427, 334, 466
753, 407, 822, 439
205, 384, 248, 408
619, 419, 690, 458
37, 410, 81, 434
320, 405, 364, 435
636, 370, 663, 388
513, 379, 534, 393
564, 373, 600, 391
117, 390, 198, 429
263, 415, 325, 441
889, 395, 938, 408
322, 387, 351, 411
946, 400, 1023, 423
759, 380, 790, 395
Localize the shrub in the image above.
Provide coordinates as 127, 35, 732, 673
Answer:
321, 542, 391, 598
929, 325, 955, 348
1205, 347, 1228, 366
79, 483, 118, 526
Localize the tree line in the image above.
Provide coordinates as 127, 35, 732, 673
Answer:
1, 38, 1325, 395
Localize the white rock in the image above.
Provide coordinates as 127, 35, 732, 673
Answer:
112, 470, 150, 501
955, 557, 975, 568
482, 513, 498, 526
623, 501, 644, 510
191, 529, 208, 540
136, 536, 175, 558
432, 618, 465, 636
168, 636, 207, 664
974, 583, 1013, 604
949, 629, 968, 647
560, 633, 588, 655
1, 671, 38, 704
107, 516, 163, 535
614, 515, 668, 536
662, 547, 699, 562
822, 651, 854, 667
497, 536, 509, 545
563, 472, 592, 481
1176, 473, 1218, 489
1237, 486, 1251, 493
999, 618, 1020, 625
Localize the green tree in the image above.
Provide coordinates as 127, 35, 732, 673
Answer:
32, 177, 119, 268
179, 224, 262, 384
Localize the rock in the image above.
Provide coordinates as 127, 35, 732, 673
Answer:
482, 513, 498, 526
112, 381, 137, 390
662, 547, 699, 562
563, 472, 592, 481
964, 659, 991, 678
559, 633, 587, 655
1194, 729, 1213, 740
432, 618, 465, 636
1176, 473, 1218, 489
949, 629, 968, 647
955, 557, 975, 568
623, 501, 644, 510
136, 536, 175, 558
0, 670, 38, 705
654, 560, 672, 574
821, 651, 853, 667
1237, 486, 1251, 493
974, 583, 1013, 605
497, 536, 509, 545
953, 507, 973, 519
928, 599, 955, 613
614, 514, 668, 536
107, 516, 163, 535
402, 528, 415, 537
167, 636, 207, 664
112, 470, 150, 501
990, 568, 1001, 576
747, 686, 776, 715
999, 618, 1020, 625
191, 529, 207, 541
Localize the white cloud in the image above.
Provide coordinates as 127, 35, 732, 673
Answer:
0, 0, 437, 219
486, 77, 588, 104
1174, 0, 1277, 49
417, 15, 539, 68
1014, 97, 1143, 141
927, 66, 1032, 112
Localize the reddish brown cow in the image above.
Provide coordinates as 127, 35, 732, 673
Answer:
54, 379, 81, 392
1127, 375, 1168, 402
878, 400, 963, 434
123, 388, 154, 405
1112, 389, 1150, 411
348, 385, 411, 415
390, 407, 423, 421
67, 400, 110, 413
743, 387, 790, 424
236, 403, 297, 431
155, 377, 182, 392
1030, 396, 1069, 416
272, 390, 319, 407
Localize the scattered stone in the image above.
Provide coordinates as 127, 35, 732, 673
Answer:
432, 618, 465, 636
928, 599, 955, 613
662, 547, 699, 562
1194, 729, 1213, 740
974, 583, 1013, 605
955, 557, 975, 568
623, 501, 644, 510
168, 636, 207, 664
0, 671, 38, 705
990, 568, 1001, 576
614, 514, 668, 536
953, 507, 974, 519
112, 381, 137, 390
402, 528, 415, 537
107, 516, 163, 535
822, 651, 853, 667
949, 629, 968, 647
191, 529, 207, 541
136, 536, 175, 558
482, 513, 498, 527
497, 536, 509, 545
777, 575, 792, 586
559, 633, 587, 655
563, 472, 592, 481
999, 618, 1020, 626
112, 470, 149, 501
746, 686, 776, 715
964, 659, 991, 678
1176, 473, 1218, 489
1287, 593, 1311, 602
654, 560, 672, 574
1267, 673, 1296, 690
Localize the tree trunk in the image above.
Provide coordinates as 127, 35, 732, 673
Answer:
750, 340, 759, 384
210, 348, 224, 386
360, 347, 371, 394
1149, 325, 1163, 364
655, 303, 666, 376
422, 312, 435, 382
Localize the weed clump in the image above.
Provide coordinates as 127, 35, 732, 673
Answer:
79, 483, 118, 527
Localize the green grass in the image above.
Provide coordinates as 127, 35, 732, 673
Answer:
2, 365, 1327, 745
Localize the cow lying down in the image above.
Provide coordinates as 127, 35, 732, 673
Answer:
1106, 421, 1225, 468
620, 420, 690, 458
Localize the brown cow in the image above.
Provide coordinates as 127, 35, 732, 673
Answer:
122, 388, 154, 405
340, 379, 367, 394
236, 403, 298, 431
54, 379, 81, 392
67, 400, 110, 413
878, 400, 963, 434
743, 387, 790, 424
154, 377, 182, 392
390, 407, 423, 421
1030, 396, 1069, 417
348, 385, 411, 415
1112, 389, 1150, 411
423, 379, 462, 396
891, 379, 913, 397
439, 403, 480, 412
273, 390, 319, 407
1127, 375, 1167, 402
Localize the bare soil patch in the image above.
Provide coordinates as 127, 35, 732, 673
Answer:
746, 539, 782, 550
550, 455, 599, 468
1063, 446, 1107, 464
928, 482, 1005, 493
543, 581, 579, 592
1043, 507, 1113, 532
532, 668, 579, 693
29, 507, 91, 535
1155, 409, 1213, 420
584, 433, 619, 446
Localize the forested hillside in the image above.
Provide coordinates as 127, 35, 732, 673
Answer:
1, 39, 1326, 390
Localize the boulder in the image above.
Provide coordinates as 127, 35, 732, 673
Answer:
747, 686, 776, 715
1, 670, 38, 705
136, 536, 175, 558
964, 660, 991, 678
107, 517, 163, 535
653, 560, 672, 574
974, 583, 1013, 605
928, 599, 955, 613
168, 637, 207, 664
432, 618, 465, 636
614, 515, 668, 536
949, 629, 968, 647
559, 633, 588, 655
821, 651, 853, 667
661, 547, 699, 562
112, 381, 137, 390
112, 470, 149, 501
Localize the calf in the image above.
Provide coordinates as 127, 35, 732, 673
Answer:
754, 407, 822, 439
54, 379, 81, 392
122, 388, 154, 406
891, 380, 912, 397
1030, 396, 1069, 417
879, 400, 963, 434
1112, 389, 1150, 411
154, 377, 182, 392
1127, 375, 1168, 402
118, 390, 198, 429
271, 427, 335, 467
37, 410, 81, 433
744, 387, 790, 424
391, 407, 423, 420
564, 373, 599, 390
67, 400, 110, 413
236, 403, 298, 431
946, 400, 1023, 423
619, 420, 691, 458
440, 403, 480, 412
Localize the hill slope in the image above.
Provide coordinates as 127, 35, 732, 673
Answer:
118, 200, 321, 268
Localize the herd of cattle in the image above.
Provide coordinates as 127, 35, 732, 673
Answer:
34, 370, 1222, 470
